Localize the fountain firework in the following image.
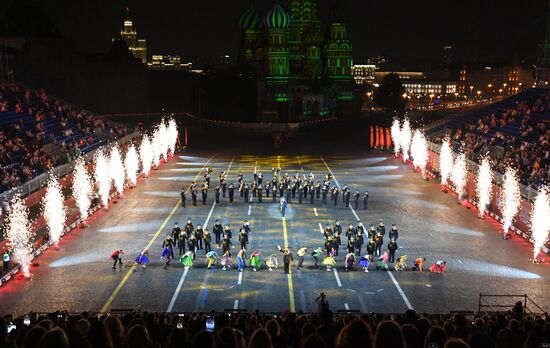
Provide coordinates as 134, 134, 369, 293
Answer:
475, 156, 494, 218
125, 144, 139, 186
94, 148, 112, 208
42, 176, 67, 245
531, 187, 550, 260
167, 118, 178, 155
72, 158, 92, 221
451, 152, 467, 201
499, 167, 521, 234
439, 138, 454, 186
139, 135, 153, 176
158, 120, 169, 161
390, 118, 401, 157
5, 194, 32, 278
151, 128, 161, 167
110, 145, 125, 195
400, 118, 412, 163
410, 129, 428, 178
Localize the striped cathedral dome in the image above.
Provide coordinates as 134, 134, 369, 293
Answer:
264, 2, 290, 29
239, 5, 261, 30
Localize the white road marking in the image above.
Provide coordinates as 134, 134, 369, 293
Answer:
333, 268, 342, 287
167, 267, 190, 312
344, 303, 350, 311
458, 259, 463, 264
318, 223, 324, 235
386, 270, 414, 309
321, 156, 413, 310
346, 288, 356, 293
377, 289, 384, 292
365, 291, 375, 295
237, 271, 243, 285
314, 208, 318, 216
426, 284, 432, 287
248, 205, 252, 216
233, 300, 239, 310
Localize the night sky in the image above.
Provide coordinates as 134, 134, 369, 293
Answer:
1, 0, 547, 66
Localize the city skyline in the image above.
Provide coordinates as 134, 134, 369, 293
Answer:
0, 0, 547, 66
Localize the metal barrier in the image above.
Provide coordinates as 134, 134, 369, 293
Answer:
478, 294, 548, 318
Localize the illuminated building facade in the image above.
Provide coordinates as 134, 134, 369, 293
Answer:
114, 11, 147, 65
148, 55, 192, 71
239, 0, 354, 122
351, 65, 376, 84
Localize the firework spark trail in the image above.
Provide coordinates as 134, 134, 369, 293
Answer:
476, 156, 494, 218
94, 149, 112, 208
140, 135, 153, 176
499, 167, 521, 234
72, 158, 92, 221
151, 128, 161, 167
531, 187, 550, 259
391, 118, 402, 157
125, 144, 139, 186
110, 145, 125, 195
451, 152, 467, 201
439, 138, 454, 186
400, 118, 412, 163
167, 118, 178, 155
411, 130, 428, 178
5, 194, 32, 278
43, 176, 67, 245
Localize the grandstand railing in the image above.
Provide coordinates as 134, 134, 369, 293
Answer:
478, 294, 547, 317
0, 131, 140, 203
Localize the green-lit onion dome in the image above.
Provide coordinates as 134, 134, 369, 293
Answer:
264, 3, 290, 29
239, 5, 262, 30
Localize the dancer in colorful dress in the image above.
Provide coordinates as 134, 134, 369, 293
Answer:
266, 253, 278, 271
134, 249, 149, 268
429, 260, 447, 273
358, 254, 371, 272
180, 251, 194, 268
236, 248, 246, 272
311, 247, 323, 268
322, 249, 336, 272
221, 251, 232, 271
206, 251, 219, 269
250, 249, 262, 271
376, 250, 389, 270
344, 252, 356, 271
162, 235, 175, 269
394, 255, 408, 271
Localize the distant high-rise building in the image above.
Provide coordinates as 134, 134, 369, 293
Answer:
113, 8, 147, 64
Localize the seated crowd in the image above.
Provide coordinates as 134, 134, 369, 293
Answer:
0, 84, 127, 192
434, 90, 550, 189
0, 308, 548, 348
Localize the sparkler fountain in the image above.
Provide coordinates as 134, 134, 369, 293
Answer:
475, 156, 494, 218
125, 144, 139, 187
42, 176, 67, 246
439, 138, 454, 188
531, 187, 550, 262
499, 167, 521, 239
94, 149, 112, 209
151, 128, 161, 168
167, 118, 178, 156
451, 152, 467, 201
158, 120, 169, 161
410, 129, 428, 179
5, 194, 32, 278
140, 135, 153, 177
72, 158, 92, 224
400, 118, 412, 163
109, 145, 125, 196
390, 118, 402, 157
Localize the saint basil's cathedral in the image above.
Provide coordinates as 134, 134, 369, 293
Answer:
238, 0, 355, 122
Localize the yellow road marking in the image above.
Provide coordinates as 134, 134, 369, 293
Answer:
100, 155, 214, 314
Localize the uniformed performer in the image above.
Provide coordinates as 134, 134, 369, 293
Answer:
363, 191, 369, 210
228, 183, 234, 203
214, 185, 220, 203
213, 219, 223, 244
180, 188, 186, 208
194, 224, 204, 250
353, 190, 360, 209
203, 228, 212, 253
389, 224, 399, 242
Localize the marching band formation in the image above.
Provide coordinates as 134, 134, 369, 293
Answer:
111, 166, 446, 274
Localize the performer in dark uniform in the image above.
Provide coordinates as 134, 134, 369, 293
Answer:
389, 224, 399, 242
213, 219, 223, 244
353, 190, 360, 209
388, 240, 398, 263
194, 224, 204, 250
239, 230, 248, 250
214, 185, 220, 203
363, 191, 369, 210
228, 184, 234, 203
180, 188, 186, 208
257, 185, 263, 203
